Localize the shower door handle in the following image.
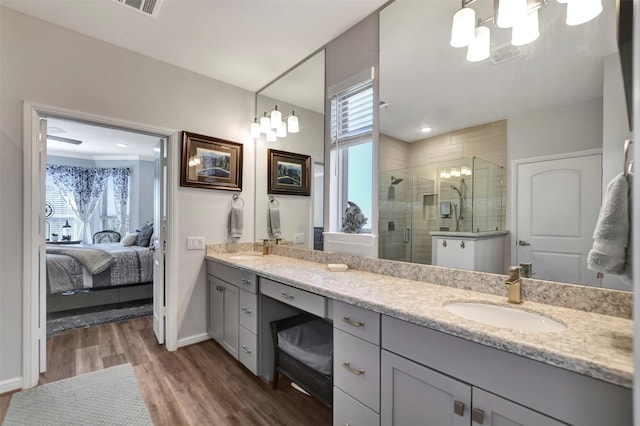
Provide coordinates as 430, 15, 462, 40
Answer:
404, 228, 410, 244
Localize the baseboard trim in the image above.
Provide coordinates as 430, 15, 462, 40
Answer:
0, 376, 23, 394
177, 332, 211, 348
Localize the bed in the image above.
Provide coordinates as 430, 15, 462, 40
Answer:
46, 243, 154, 313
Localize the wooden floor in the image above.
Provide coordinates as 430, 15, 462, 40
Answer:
0, 317, 332, 425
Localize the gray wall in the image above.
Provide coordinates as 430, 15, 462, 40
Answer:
0, 7, 255, 386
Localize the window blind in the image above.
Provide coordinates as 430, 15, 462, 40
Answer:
330, 79, 374, 149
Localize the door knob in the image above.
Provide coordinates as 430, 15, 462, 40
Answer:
518, 240, 531, 246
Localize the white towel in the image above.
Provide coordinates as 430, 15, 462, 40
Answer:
229, 206, 243, 239
268, 203, 281, 238
587, 172, 632, 284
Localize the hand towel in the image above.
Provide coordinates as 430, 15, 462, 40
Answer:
268, 203, 281, 238
229, 206, 243, 239
587, 172, 631, 283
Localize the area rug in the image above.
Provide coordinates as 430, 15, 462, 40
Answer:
3, 363, 153, 426
47, 301, 153, 337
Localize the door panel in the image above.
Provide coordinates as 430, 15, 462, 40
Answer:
516, 154, 601, 286
473, 388, 564, 426
153, 138, 167, 344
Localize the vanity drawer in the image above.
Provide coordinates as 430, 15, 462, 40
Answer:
333, 386, 379, 426
238, 326, 258, 375
334, 300, 380, 345
206, 260, 257, 294
239, 290, 258, 334
261, 278, 326, 318
334, 328, 380, 413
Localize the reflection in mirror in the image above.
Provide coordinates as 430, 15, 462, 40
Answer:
379, 0, 629, 290
255, 50, 325, 249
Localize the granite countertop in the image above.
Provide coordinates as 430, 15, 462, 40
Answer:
205, 252, 633, 389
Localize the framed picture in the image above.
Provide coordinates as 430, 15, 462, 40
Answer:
267, 149, 311, 196
180, 131, 243, 191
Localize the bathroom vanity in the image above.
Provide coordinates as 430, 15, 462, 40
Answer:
431, 230, 508, 274
205, 247, 632, 426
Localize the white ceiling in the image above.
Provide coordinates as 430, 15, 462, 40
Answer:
380, 0, 618, 142
46, 117, 160, 160
1, 0, 387, 93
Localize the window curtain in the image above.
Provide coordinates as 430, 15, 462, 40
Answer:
46, 165, 111, 243
111, 167, 131, 236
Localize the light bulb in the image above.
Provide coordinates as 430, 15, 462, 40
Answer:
266, 129, 277, 142
444, 171, 451, 179
287, 113, 299, 133
450, 7, 476, 48
466, 26, 491, 62
440, 170, 447, 178
566, 0, 602, 26
512, 8, 540, 46
276, 121, 287, 138
451, 168, 461, 177
270, 107, 282, 129
496, 0, 527, 28
260, 115, 271, 134
250, 122, 261, 139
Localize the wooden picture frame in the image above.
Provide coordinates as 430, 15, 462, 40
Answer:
180, 131, 243, 191
267, 149, 311, 196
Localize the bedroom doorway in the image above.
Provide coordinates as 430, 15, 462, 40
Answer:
24, 103, 177, 386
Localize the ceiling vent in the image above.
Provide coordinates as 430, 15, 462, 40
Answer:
113, 0, 162, 18
490, 43, 524, 65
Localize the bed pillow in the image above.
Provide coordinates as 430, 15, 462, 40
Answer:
121, 233, 138, 246
136, 223, 153, 247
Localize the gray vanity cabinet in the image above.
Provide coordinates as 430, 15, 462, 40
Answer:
207, 276, 239, 359
381, 350, 562, 426
207, 260, 260, 374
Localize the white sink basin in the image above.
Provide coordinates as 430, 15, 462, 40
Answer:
228, 254, 263, 260
444, 302, 567, 333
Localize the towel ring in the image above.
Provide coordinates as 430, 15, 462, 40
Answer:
624, 139, 633, 177
232, 193, 244, 207
268, 196, 280, 208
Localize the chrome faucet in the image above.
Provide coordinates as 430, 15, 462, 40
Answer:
504, 266, 523, 304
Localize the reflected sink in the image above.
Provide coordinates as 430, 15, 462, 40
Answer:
444, 302, 567, 333
228, 254, 263, 260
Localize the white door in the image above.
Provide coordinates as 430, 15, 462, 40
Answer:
515, 154, 601, 286
38, 118, 48, 372
152, 138, 167, 344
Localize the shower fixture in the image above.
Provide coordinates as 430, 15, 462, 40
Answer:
391, 176, 404, 185
387, 176, 404, 200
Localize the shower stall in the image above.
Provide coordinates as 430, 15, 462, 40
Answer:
379, 157, 504, 264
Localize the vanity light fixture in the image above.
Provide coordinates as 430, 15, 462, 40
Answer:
450, 0, 603, 63
441, 165, 473, 179
250, 105, 300, 141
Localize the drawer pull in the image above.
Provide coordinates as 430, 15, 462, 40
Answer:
241, 344, 252, 354
472, 408, 484, 424
342, 361, 365, 376
453, 400, 465, 416
342, 316, 365, 327
241, 306, 253, 314
280, 292, 294, 300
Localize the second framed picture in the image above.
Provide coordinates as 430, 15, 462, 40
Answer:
267, 149, 311, 196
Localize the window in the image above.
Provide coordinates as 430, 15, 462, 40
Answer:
100, 175, 130, 233
330, 79, 374, 232
45, 180, 82, 239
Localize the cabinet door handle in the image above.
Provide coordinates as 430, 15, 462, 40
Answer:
342, 361, 365, 376
241, 278, 252, 285
472, 408, 484, 424
442, 239, 447, 247
453, 400, 465, 416
241, 306, 253, 314
241, 344, 252, 354
460, 241, 465, 249
280, 292, 294, 300
342, 316, 365, 327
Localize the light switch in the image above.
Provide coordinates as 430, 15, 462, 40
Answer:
293, 233, 305, 244
187, 237, 205, 250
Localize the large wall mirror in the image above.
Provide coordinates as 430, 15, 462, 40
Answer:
379, 0, 630, 290
255, 50, 325, 249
